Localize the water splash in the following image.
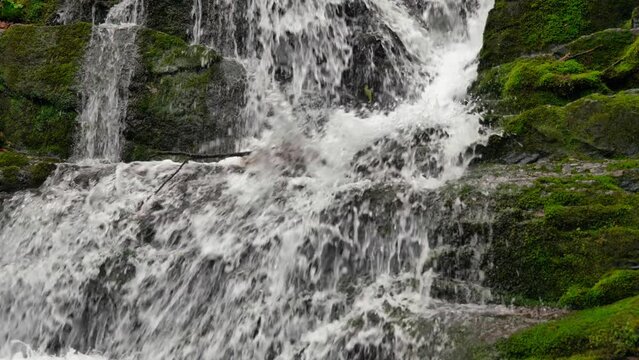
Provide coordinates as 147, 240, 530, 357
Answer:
1, 0, 500, 359
74, 0, 144, 162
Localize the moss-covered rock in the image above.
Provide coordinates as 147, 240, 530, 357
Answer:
0, 23, 91, 109
474, 57, 609, 115
481, 92, 639, 162
496, 296, 639, 359
486, 172, 639, 302
560, 270, 639, 310
144, 0, 192, 40
0, 0, 59, 24
124, 28, 245, 161
0, 151, 57, 192
558, 29, 637, 71
0, 23, 91, 158
604, 36, 639, 89
0, 93, 77, 157
480, 0, 637, 69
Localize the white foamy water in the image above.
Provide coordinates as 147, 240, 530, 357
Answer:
1, 1, 499, 359
73, 0, 143, 162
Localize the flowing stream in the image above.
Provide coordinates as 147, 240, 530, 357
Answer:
0, 1, 512, 359
74, 0, 143, 162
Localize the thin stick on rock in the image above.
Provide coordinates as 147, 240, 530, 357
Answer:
152, 150, 252, 160
559, 45, 602, 62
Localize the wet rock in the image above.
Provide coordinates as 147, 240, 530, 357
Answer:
476, 91, 639, 163
353, 128, 450, 179
125, 28, 246, 160
0, 23, 92, 158
480, 0, 637, 69
0, 151, 58, 193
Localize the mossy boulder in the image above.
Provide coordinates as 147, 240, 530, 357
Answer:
0, 0, 59, 24
0, 151, 57, 192
124, 29, 245, 161
474, 57, 609, 114
486, 173, 639, 302
0, 23, 91, 108
557, 29, 637, 71
481, 92, 639, 163
480, 0, 637, 69
0, 23, 92, 158
604, 36, 639, 89
560, 270, 639, 310
495, 296, 639, 359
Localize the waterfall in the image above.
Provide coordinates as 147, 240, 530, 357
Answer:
73, 0, 144, 162
0, 0, 502, 359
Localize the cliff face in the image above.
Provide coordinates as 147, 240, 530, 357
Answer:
0, 0, 247, 191
472, 1, 639, 358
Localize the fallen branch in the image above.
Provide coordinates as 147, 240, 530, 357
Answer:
137, 150, 252, 211
152, 150, 252, 160
152, 158, 190, 197
559, 45, 602, 62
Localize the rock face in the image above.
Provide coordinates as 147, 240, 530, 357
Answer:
479, 0, 637, 69
473, 0, 639, 358
0, 23, 92, 158
124, 28, 246, 160
0, 2, 248, 165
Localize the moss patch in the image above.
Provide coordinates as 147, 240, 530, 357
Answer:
0, 151, 57, 192
560, 270, 639, 310
480, 0, 637, 68
0, 23, 92, 158
0, 23, 92, 109
0, 93, 77, 157
498, 92, 639, 160
124, 29, 243, 161
497, 296, 639, 359
604, 36, 639, 89
487, 173, 639, 302
475, 56, 610, 114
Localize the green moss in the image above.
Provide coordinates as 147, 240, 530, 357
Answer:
137, 28, 218, 75
0, 151, 29, 167
498, 296, 639, 359
604, 36, 639, 89
480, 0, 637, 68
0, 92, 77, 157
563, 29, 636, 70
607, 159, 639, 171
0, 0, 59, 24
0, 23, 91, 158
0, 23, 92, 109
500, 92, 639, 159
474, 57, 609, 114
0, 151, 56, 192
488, 174, 639, 301
560, 270, 639, 310
124, 28, 239, 160
28, 160, 56, 184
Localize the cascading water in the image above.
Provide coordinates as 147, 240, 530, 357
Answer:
0, 0, 512, 359
74, 0, 144, 162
